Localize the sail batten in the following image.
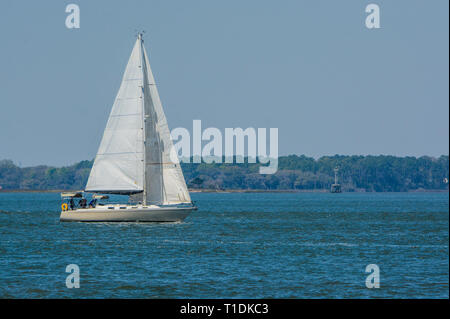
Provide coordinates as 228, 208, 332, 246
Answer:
85, 35, 191, 205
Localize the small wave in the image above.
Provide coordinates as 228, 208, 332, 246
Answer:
230, 241, 252, 245
301, 242, 358, 247
0, 210, 33, 215
26, 288, 48, 295
115, 285, 138, 291
370, 243, 449, 248
163, 239, 193, 244
0, 210, 57, 214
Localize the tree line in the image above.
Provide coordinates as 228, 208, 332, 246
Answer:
0, 155, 448, 192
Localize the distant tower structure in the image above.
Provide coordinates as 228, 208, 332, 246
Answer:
330, 167, 342, 193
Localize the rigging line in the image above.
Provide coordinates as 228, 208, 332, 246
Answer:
110, 113, 141, 117
97, 152, 143, 155
115, 97, 140, 101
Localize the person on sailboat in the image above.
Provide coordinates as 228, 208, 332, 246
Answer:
88, 198, 97, 208
79, 198, 87, 208
69, 198, 75, 210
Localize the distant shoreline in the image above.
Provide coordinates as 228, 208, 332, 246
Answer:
2, 155, 448, 193
0, 189, 448, 194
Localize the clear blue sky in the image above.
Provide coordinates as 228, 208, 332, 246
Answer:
0, 0, 448, 167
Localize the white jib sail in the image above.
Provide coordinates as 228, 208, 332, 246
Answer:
140, 42, 191, 205
86, 35, 191, 204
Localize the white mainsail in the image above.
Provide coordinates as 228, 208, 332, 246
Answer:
85, 39, 144, 194
86, 35, 191, 205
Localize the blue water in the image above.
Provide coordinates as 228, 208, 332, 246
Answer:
0, 192, 448, 298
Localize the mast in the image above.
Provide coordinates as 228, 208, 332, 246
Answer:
138, 32, 147, 205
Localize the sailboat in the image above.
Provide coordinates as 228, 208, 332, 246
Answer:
60, 33, 196, 222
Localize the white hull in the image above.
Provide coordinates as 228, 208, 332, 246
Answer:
60, 205, 196, 222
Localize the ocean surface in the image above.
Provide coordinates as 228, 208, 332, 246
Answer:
0, 192, 448, 298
